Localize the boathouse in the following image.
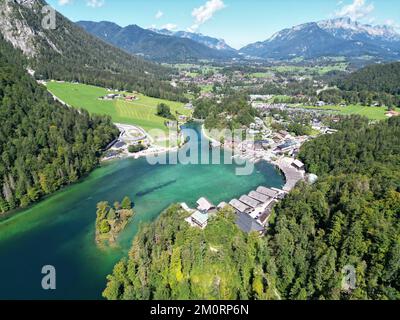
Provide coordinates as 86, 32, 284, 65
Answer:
239, 195, 261, 209
256, 186, 279, 199
248, 191, 270, 203
197, 197, 215, 213
229, 199, 251, 214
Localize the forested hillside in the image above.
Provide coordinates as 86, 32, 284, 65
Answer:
337, 62, 400, 95
268, 116, 399, 299
104, 117, 400, 300
0, 36, 119, 214
0, 0, 186, 102
103, 205, 277, 300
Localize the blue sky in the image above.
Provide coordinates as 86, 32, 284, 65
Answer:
47, 0, 400, 49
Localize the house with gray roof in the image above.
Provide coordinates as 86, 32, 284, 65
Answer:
248, 191, 270, 203
190, 210, 209, 229
229, 199, 251, 214
239, 195, 261, 209
197, 197, 215, 213
236, 212, 265, 235
257, 186, 279, 199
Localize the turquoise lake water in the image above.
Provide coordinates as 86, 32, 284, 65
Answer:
0, 124, 284, 300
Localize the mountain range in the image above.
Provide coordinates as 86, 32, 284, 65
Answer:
77, 17, 400, 63
150, 28, 236, 52
1, 0, 399, 68
240, 17, 400, 60
77, 21, 238, 62
0, 0, 185, 101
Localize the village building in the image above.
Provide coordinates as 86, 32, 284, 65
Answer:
229, 199, 251, 214
292, 159, 305, 171
235, 212, 265, 235
279, 130, 290, 139
125, 95, 137, 101
275, 140, 297, 153
256, 186, 279, 199
258, 201, 278, 225
239, 195, 261, 209
197, 197, 215, 213
248, 191, 270, 203
190, 210, 209, 229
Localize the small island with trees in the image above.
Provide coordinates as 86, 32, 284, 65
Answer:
95, 196, 135, 246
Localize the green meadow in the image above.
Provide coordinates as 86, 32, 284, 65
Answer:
46, 82, 191, 134
292, 104, 398, 120
265, 63, 348, 75
250, 72, 274, 79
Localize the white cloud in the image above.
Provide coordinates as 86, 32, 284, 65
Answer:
385, 19, 400, 31
161, 23, 178, 31
190, 0, 226, 31
58, 0, 73, 5
336, 0, 374, 20
86, 0, 105, 8
155, 10, 164, 19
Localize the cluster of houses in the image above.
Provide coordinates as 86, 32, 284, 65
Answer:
100, 93, 139, 101
183, 187, 286, 235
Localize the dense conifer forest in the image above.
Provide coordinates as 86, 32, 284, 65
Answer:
0, 36, 119, 214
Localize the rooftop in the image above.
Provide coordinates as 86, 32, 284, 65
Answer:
256, 186, 279, 199
239, 195, 261, 208
292, 159, 305, 168
229, 199, 251, 213
197, 197, 215, 212
191, 210, 209, 225
248, 191, 270, 203
236, 212, 264, 234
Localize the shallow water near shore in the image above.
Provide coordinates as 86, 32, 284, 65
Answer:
0, 124, 284, 300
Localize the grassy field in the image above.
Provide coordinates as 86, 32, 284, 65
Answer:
46, 82, 191, 135
200, 84, 214, 93
291, 104, 399, 121
250, 72, 274, 79
266, 63, 348, 75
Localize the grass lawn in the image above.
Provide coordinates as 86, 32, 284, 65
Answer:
291, 104, 398, 121
250, 72, 274, 79
200, 84, 213, 93
46, 82, 191, 136
267, 63, 348, 75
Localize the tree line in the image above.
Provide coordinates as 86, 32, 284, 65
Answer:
193, 95, 257, 130
0, 36, 120, 214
